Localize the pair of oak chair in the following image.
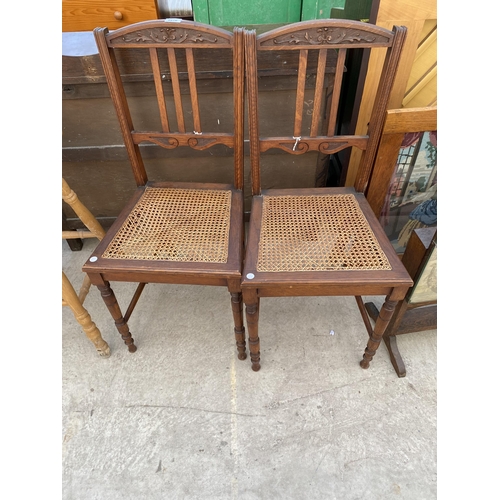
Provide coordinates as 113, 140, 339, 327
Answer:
81, 18, 413, 371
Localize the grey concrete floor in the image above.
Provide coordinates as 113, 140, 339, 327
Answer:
62, 239, 437, 500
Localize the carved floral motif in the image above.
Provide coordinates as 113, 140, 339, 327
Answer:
268, 27, 386, 47
142, 134, 230, 151
318, 141, 349, 154
187, 137, 219, 150
117, 28, 224, 45
264, 139, 352, 155
280, 141, 309, 154
148, 137, 179, 149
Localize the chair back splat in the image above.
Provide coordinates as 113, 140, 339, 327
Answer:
93, 21, 245, 189
241, 20, 413, 373
83, 21, 247, 360
244, 20, 407, 195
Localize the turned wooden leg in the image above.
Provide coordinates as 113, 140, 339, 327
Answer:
230, 292, 247, 360
97, 281, 137, 353
62, 272, 110, 358
243, 289, 260, 371
360, 296, 398, 369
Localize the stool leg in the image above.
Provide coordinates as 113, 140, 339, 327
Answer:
62, 272, 110, 358
97, 281, 137, 353
360, 297, 397, 369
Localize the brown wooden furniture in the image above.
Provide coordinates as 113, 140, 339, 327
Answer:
365, 106, 437, 220
62, 178, 111, 357
365, 227, 437, 377
344, 0, 437, 186
82, 20, 246, 359
62, 0, 160, 32
241, 20, 413, 372
362, 106, 437, 376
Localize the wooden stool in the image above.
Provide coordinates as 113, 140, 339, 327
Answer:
62, 178, 110, 357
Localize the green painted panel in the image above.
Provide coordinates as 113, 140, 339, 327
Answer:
192, 0, 210, 23
192, 0, 302, 26
192, 0, 372, 27
331, 0, 373, 21
301, 0, 346, 21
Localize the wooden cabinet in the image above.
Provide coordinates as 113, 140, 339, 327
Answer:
62, 0, 159, 32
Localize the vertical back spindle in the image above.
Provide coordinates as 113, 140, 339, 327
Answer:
327, 48, 347, 137
186, 48, 201, 133
294, 50, 308, 138
167, 47, 186, 133
310, 48, 327, 137
150, 48, 170, 132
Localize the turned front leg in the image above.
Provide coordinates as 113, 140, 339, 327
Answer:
97, 281, 137, 353
243, 289, 260, 371
230, 292, 247, 360
360, 296, 397, 369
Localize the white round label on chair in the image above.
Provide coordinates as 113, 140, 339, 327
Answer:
246, 273, 255, 279
89, 256, 98, 262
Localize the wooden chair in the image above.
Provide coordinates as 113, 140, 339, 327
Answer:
242, 20, 413, 371
82, 20, 246, 359
62, 178, 111, 357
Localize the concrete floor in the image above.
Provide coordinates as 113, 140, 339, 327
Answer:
62, 239, 437, 500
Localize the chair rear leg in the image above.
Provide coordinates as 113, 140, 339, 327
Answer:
360, 296, 398, 369
230, 291, 247, 360
97, 281, 137, 353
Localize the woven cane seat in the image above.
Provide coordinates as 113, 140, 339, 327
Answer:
102, 187, 232, 263
256, 194, 392, 272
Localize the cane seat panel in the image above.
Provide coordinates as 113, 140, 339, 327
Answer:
257, 193, 392, 272
102, 187, 232, 263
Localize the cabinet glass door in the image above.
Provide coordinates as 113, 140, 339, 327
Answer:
380, 130, 437, 253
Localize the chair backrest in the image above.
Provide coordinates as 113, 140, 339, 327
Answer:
244, 20, 407, 195
94, 20, 245, 189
